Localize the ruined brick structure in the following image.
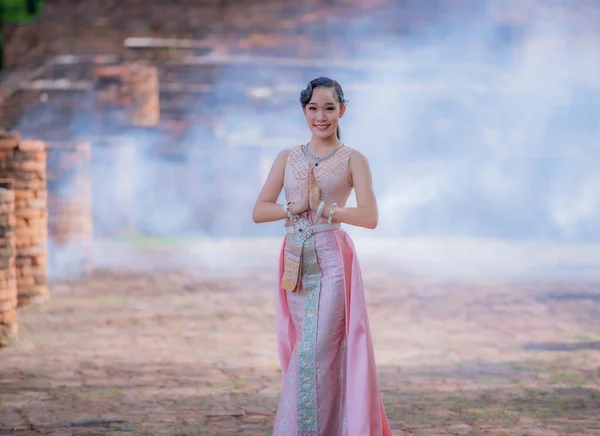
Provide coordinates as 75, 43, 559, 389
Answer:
47, 141, 94, 278
0, 131, 48, 307
0, 180, 17, 346
93, 62, 160, 128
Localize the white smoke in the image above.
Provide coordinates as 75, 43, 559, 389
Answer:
338, 5, 600, 244
11, 1, 600, 279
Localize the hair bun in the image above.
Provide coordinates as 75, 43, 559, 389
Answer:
298, 77, 346, 108
299, 85, 313, 105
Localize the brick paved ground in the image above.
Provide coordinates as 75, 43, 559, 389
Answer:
1, 240, 600, 436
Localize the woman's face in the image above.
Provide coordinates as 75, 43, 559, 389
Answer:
303, 87, 346, 140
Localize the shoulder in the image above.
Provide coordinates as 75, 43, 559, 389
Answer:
274, 145, 302, 164
283, 144, 305, 159
344, 148, 372, 186
348, 149, 373, 180
277, 148, 291, 159
341, 144, 355, 154
336, 144, 355, 160
348, 148, 369, 167
277, 145, 300, 158
285, 144, 304, 154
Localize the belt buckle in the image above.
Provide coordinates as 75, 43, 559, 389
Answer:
292, 217, 312, 243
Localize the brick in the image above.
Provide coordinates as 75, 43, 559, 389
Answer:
0, 135, 48, 308
0, 187, 17, 328
0, 310, 17, 324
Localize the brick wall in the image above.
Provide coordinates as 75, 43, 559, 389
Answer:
3, 0, 535, 70
2, 0, 599, 130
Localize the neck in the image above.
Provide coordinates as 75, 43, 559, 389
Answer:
309, 135, 340, 150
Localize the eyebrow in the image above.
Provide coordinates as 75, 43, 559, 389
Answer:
307, 102, 336, 105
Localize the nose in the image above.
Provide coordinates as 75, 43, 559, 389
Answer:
316, 110, 327, 121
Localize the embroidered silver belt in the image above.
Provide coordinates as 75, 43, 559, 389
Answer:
285, 219, 340, 242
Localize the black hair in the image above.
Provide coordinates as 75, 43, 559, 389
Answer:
299, 77, 347, 140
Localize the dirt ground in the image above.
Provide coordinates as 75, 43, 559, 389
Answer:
1, 243, 600, 436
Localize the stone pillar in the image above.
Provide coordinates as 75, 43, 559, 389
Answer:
0, 180, 18, 346
0, 131, 48, 307
124, 62, 160, 127
47, 141, 94, 279
93, 62, 160, 128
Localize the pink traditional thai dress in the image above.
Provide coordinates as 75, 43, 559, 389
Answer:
273, 144, 392, 436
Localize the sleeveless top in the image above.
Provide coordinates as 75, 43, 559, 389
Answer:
283, 144, 355, 226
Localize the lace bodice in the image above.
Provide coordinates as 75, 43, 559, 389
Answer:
283, 144, 354, 225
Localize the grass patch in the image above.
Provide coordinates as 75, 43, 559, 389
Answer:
480, 377, 505, 386
97, 295, 125, 305
506, 361, 533, 372
545, 367, 587, 387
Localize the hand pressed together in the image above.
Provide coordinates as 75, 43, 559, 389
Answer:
290, 168, 322, 216
290, 169, 310, 215
308, 168, 322, 212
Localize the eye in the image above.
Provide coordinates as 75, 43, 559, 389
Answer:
326, 107, 335, 111
308, 107, 316, 111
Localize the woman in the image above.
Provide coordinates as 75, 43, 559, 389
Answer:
253, 77, 392, 436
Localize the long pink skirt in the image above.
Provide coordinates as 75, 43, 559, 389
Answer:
274, 229, 392, 436
274, 230, 348, 435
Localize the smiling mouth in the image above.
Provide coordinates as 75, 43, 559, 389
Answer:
314, 124, 330, 130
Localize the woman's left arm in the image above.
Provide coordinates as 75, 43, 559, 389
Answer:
321, 151, 378, 229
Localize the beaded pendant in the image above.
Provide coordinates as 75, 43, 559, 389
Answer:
303, 142, 342, 168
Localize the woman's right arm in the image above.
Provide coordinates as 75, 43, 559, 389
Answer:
252, 149, 303, 223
